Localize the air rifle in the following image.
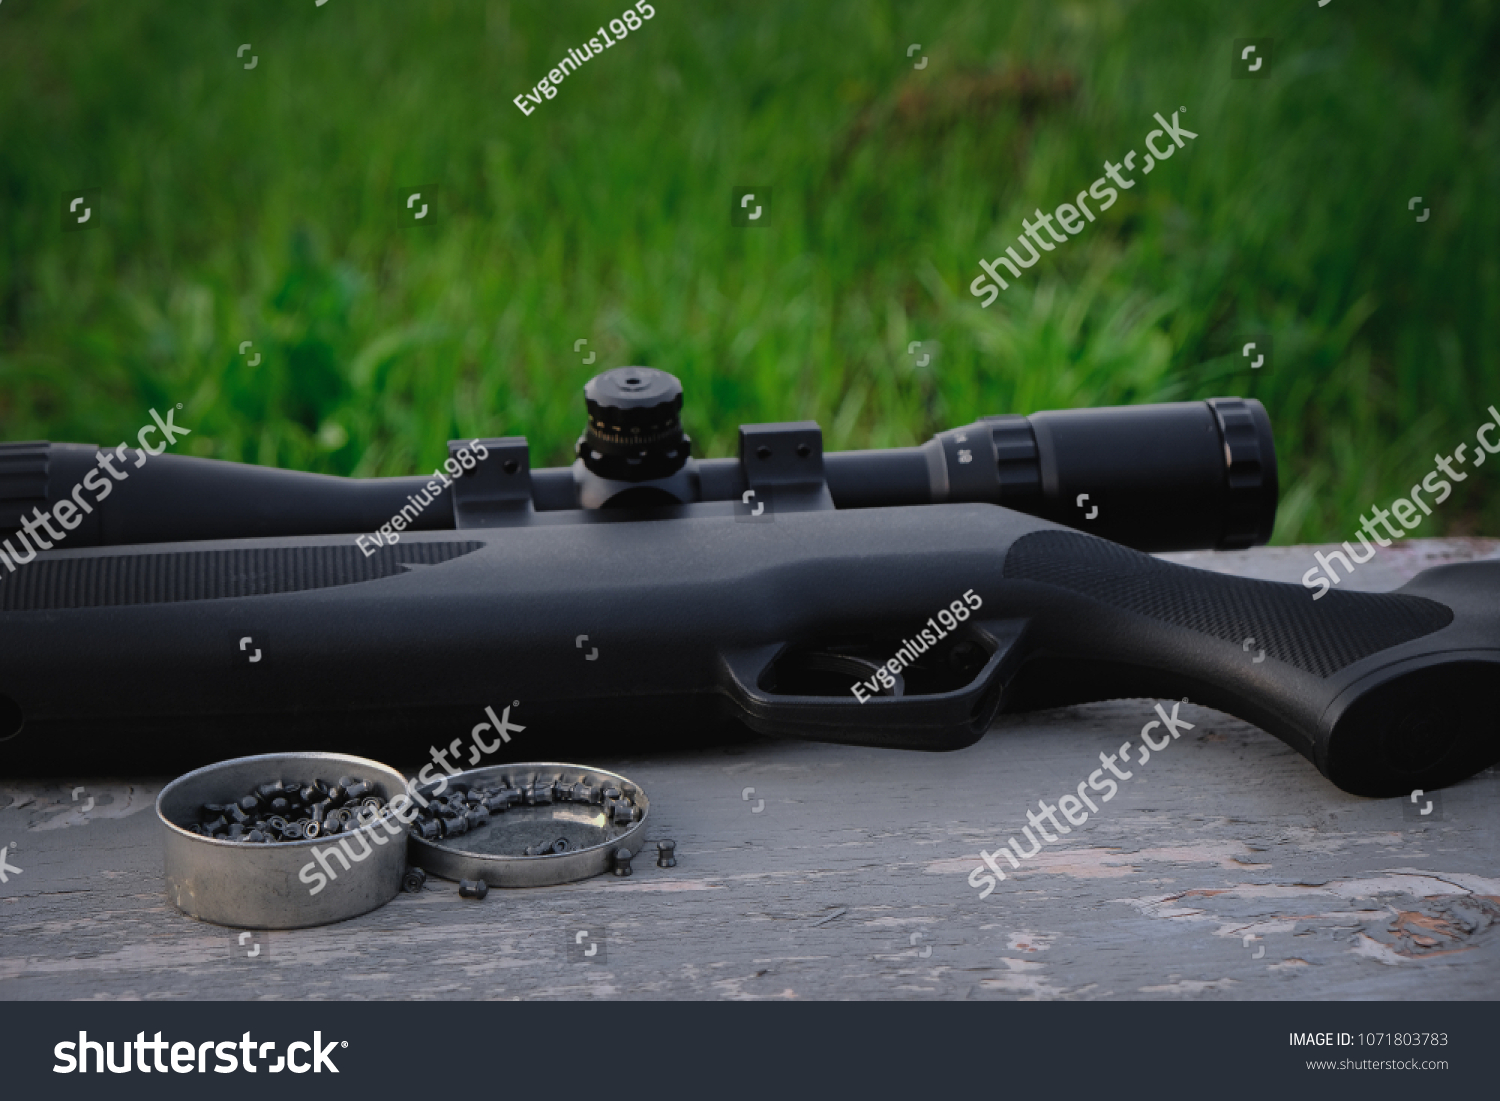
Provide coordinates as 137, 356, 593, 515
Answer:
1, 368, 1496, 796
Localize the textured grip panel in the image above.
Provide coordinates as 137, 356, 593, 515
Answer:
0, 540, 483, 611
1004, 531, 1453, 677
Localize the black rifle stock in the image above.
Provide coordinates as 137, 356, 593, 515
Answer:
0, 369, 1494, 794
0, 503, 1495, 795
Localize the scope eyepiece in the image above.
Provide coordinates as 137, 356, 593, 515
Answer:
930, 397, 1277, 550
577, 367, 692, 482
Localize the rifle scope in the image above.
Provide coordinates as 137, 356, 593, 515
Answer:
0, 367, 1276, 552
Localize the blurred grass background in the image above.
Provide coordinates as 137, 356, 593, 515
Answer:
1, 0, 1497, 542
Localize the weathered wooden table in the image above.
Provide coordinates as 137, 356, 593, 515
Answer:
3, 539, 1498, 1000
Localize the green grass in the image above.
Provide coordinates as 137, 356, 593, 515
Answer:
2, 0, 1497, 543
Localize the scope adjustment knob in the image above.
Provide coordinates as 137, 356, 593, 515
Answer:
577, 367, 692, 482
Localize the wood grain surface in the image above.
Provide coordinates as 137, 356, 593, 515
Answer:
3, 539, 1498, 1001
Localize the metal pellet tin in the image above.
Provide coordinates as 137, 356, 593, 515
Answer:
157, 752, 410, 929
408, 763, 649, 889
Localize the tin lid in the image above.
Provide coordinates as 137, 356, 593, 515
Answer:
406, 762, 650, 888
